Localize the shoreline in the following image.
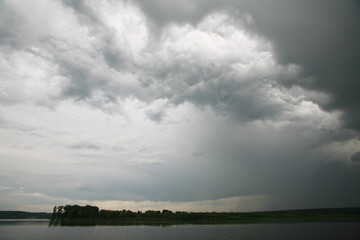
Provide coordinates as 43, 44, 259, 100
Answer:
49, 216, 360, 226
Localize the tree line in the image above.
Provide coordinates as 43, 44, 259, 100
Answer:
49, 205, 360, 226
49, 204, 265, 226
50, 204, 238, 222
0, 211, 51, 219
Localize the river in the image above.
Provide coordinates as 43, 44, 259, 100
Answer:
0, 220, 359, 240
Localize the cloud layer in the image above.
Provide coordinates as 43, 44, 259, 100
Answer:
0, 0, 359, 212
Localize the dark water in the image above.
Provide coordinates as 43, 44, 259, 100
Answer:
0, 220, 359, 240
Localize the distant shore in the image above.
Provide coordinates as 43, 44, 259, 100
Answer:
49, 206, 360, 226
0, 211, 51, 219
2, 207, 360, 226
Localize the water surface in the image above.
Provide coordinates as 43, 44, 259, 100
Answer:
0, 220, 359, 240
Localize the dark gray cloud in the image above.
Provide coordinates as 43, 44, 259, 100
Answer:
134, 0, 208, 26
306, 161, 360, 208
264, 160, 360, 210
135, 0, 360, 132
146, 110, 166, 122
351, 151, 360, 163
70, 142, 102, 150
243, 0, 360, 131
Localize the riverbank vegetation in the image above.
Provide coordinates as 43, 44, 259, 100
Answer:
49, 205, 360, 226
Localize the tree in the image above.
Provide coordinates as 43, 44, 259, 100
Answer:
51, 206, 57, 220
56, 206, 63, 219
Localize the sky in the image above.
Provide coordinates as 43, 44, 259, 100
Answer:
0, 0, 360, 213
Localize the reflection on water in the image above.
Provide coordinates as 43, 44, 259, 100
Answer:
0, 220, 359, 240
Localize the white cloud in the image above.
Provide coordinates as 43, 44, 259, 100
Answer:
93, 0, 149, 55
0, 49, 64, 106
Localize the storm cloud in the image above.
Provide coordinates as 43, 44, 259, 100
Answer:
135, 0, 360, 130
0, 0, 359, 212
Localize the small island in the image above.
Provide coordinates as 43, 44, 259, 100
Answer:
49, 205, 360, 226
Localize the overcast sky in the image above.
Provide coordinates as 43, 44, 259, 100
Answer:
1, 0, 360, 212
